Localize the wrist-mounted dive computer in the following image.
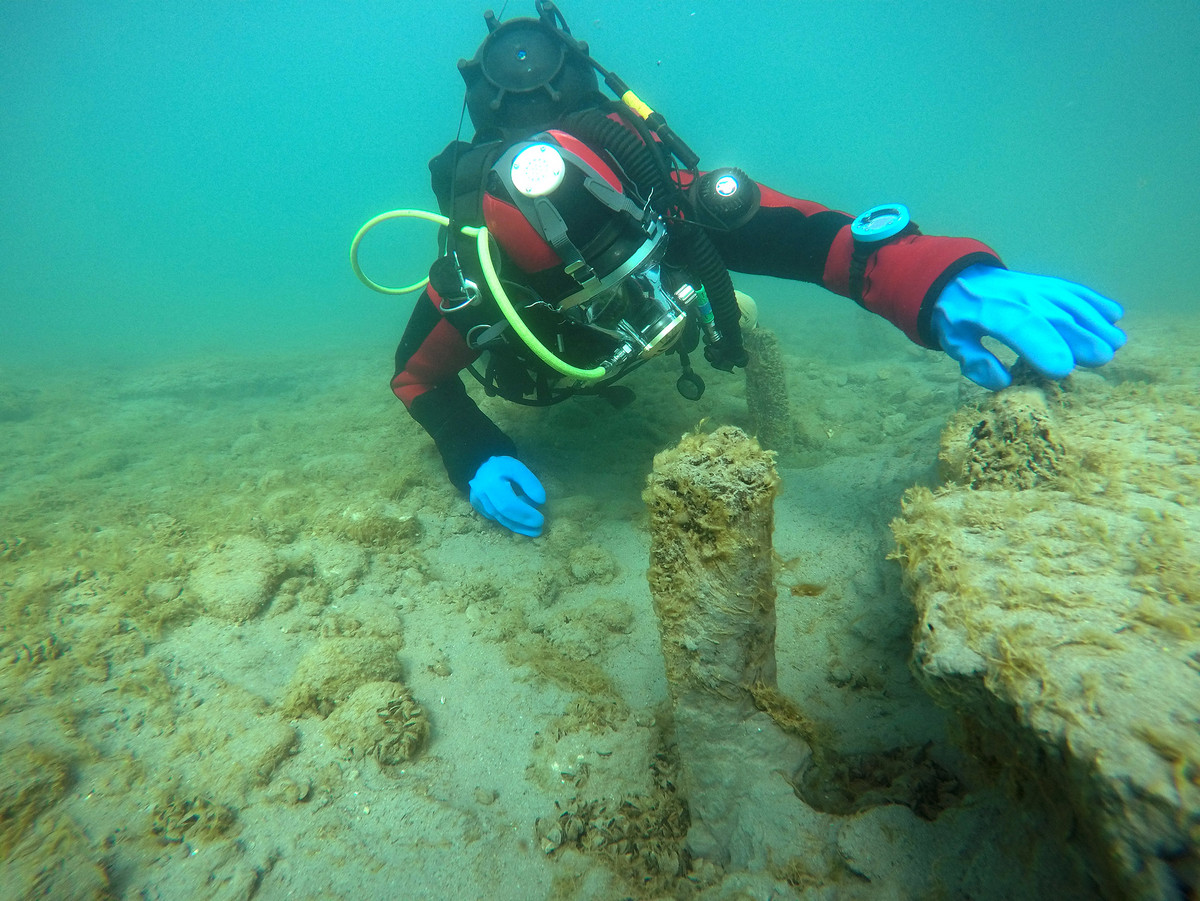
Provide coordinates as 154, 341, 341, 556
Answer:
848, 203, 917, 304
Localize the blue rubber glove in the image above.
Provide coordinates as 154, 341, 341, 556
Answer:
468, 456, 546, 537
932, 264, 1126, 390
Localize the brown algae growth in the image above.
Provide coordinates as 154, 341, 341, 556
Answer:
0, 357, 447, 898
7, 336, 1196, 899
891, 360, 1200, 900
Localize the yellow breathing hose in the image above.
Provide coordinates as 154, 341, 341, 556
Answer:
350, 209, 606, 382
349, 209, 445, 295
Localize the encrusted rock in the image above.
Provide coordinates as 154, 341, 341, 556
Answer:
324, 680, 429, 765
281, 638, 404, 717
893, 373, 1200, 900
187, 535, 283, 621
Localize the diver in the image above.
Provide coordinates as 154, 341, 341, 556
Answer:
358, 2, 1126, 538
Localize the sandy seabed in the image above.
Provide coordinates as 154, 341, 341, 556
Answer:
1, 305, 1190, 900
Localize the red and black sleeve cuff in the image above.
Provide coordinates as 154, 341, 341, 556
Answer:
824, 228, 1003, 347
409, 377, 518, 495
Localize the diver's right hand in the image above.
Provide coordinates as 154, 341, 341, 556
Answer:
468, 456, 546, 537
703, 335, 749, 372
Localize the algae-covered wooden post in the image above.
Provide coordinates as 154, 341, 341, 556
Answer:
743, 328, 793, 453
644, 425, 817, 869
645, 425, 780, 712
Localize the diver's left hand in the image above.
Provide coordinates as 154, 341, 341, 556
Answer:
932, 264, 1126, 390
469, 455, 546, 537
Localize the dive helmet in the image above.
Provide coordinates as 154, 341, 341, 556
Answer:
482, 130, 690, 364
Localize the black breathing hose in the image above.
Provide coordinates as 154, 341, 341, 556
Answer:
564, 107, 673, 209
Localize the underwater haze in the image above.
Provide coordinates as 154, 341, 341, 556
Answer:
2, 0, 1198, 366
4, 3, 1200, 899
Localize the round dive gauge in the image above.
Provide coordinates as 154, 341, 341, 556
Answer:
851, 203, 911, 243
